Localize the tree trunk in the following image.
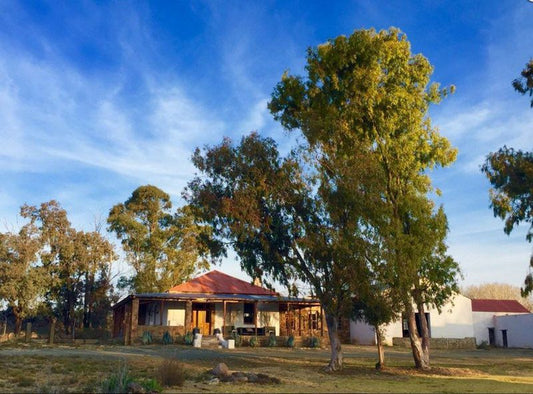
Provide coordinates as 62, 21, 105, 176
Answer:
14, 311, 23, 336
48, 318, 56, 345
324, 313, 343, 372
374, 325, 385, 370
406, 306, 429, 370
417, 302, 430, 368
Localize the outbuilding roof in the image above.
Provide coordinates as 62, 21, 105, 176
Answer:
167, 270, 277, 296
471, 299, 530, 313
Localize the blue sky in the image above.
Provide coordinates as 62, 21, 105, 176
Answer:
0, 1, 532, 291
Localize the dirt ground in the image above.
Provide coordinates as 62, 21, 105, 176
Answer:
1, 342, 532, 392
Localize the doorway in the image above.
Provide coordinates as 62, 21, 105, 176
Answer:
488, 327, 495, 346
192, 303, 213, 335
501, 329, 508, 348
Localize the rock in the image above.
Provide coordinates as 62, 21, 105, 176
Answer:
211, 362, 230, 377
208, 377, 220, 385
231, 372, 248, 383
246, 373, 258, 383
126, 381, 145, 393
256, 373, 281, 384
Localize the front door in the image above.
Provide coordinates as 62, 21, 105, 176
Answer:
502, 329, 508, 348
192, 304, 212, 335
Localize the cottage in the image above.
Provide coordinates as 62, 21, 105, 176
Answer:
350, 294, 476, 347
471, 298, 530, 347
112, 270, 328, 344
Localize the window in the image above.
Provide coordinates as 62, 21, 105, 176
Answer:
243, 303, 255, 324
309, 312, 319, 330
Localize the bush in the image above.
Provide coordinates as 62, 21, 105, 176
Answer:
158, 358, 186, 387
477, 340, 490, 350
309, 336, 320, 348
286, 335, 295, 348
231, 331, 242, 347
142, 378, 163, 392
249, 336, 258, 347
268, 333, 277, 347
183, 331, 193, 345
141, 330, 153, 345
101, 361, 132, 393
162, 331, 173, 345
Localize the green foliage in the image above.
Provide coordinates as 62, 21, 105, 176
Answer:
286, 335, 295, 348
141, 330, 153, 345
308, 336, 320, 348
512, 58, 533, 107
162, 331, 173, 345
142, 378, 163, 392
231, 331, 242, 347
183, 331, 193, 345
107, 185, 210, 293
268, 333, 277, 347
249, 336, 258, 347
187, 28, 458, 371
158, 358, 186, 387
482, 147, 533, 295
100, 362, 132, 393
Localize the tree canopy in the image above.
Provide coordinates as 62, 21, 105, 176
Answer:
108, 185, 209, 293
512, 59, 533, 107
188, 28, 459, 371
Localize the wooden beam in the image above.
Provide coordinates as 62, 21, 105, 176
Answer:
254, 301, 258, 336
223, 301, 227, 337
160, 300, 164, 326
320, 305, 324, 337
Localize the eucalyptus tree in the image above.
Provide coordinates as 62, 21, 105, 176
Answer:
268, 28, 458, 369
0, 217, 45, 335
108, 185, 209, 293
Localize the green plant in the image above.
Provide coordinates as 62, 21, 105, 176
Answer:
249, 336, 258, 347
162, 331, 173, 345
141, 330, 153, 345
286, 335, 295, 348
309, 336, 320, 348
142, 378, 163, 392
183, 331, 193, 345
158, 358, 186, 387
100, 361, 132, 393
231, 331, 242, 347
477, 340, 490, 350
268, 333, 277, 347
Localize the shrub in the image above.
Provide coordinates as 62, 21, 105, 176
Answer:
101, 361, 132, 393
158, 358, 186, 387
183, 331, 193, 345
249, 336, 258, 347
286, 335, 295, 348
142, 378, 163, 393
162, 331, 173, 345
268, 333, 277, 347
309, 336, 320, 348
141, 330, 153, 345
477, 340, 490, 350
231, 331, 242, 347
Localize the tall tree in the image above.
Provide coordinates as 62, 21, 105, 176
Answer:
482, 59, 533, 295
269, 28, 457, 369
108, 185, 209, 293
21, 201, 116, 333
0, 216, 45, 335
187, 133, 365, 371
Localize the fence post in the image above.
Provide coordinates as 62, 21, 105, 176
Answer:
25, 322, 32, 343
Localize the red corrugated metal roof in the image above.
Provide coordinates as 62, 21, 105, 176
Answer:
471, 299, 530, 313
168, 270, 277, 296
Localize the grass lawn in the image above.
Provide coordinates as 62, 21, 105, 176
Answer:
0, 342, 532, 392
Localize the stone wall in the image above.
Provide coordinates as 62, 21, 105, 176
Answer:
134, 325, 186, 343
392, 337, 476, 349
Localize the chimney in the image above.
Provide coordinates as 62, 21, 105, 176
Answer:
253, 277, 262, 287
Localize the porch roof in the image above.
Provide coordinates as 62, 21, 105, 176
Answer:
112, 292, 320, 309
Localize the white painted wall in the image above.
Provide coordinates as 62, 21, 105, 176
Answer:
494, 314, 533, 348
350, 294, 474, 345
212, 302, 280, 335
472, 311, 496, 345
